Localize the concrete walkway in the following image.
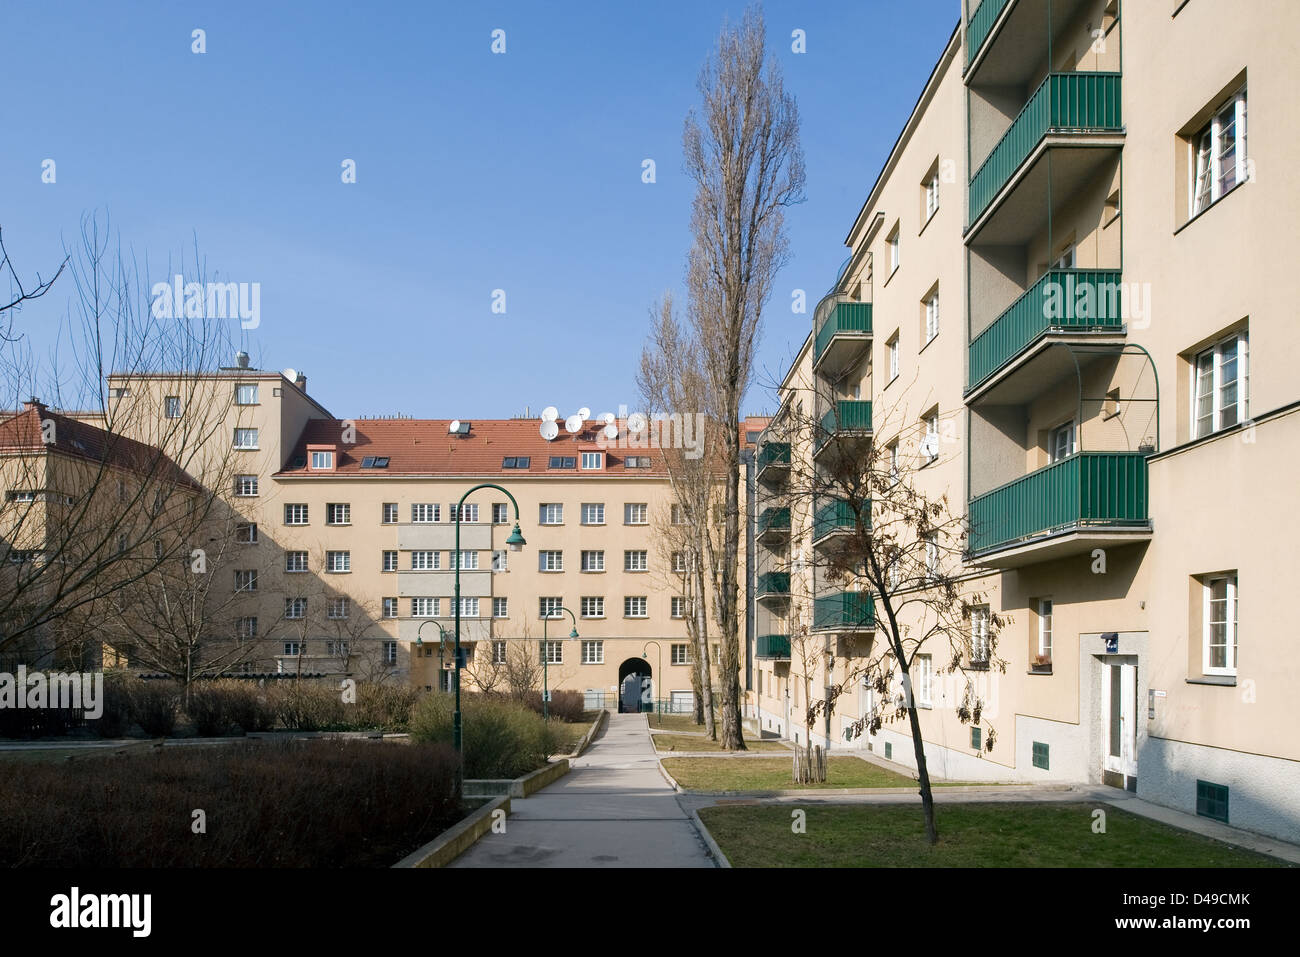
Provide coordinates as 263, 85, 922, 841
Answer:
450, 712, 716, 868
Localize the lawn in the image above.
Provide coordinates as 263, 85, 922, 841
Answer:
553, 711, 601, 754
697, 803, 1291, 867
644, 713, 718, 734
653, 734, 791, 754
664, 755, 917, 790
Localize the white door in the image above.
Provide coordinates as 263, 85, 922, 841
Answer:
1101, 659, 1137, 780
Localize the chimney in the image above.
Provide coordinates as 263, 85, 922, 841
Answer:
294, 372, 307, 392
23, 397, 45, 413
235, 351, 250, 369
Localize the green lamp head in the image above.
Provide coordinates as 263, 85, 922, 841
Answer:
506, 522, 526, 551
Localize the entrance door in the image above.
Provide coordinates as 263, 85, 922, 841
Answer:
1101, 658, 1137, 790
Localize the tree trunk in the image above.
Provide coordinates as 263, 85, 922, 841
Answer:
901, 672, 939, 845
693, 549, 716, 739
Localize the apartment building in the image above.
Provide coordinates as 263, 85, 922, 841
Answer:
751, 0, 1300, 843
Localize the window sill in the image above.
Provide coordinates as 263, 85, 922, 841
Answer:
919, 332, 939, 356
1028, 665, 1054, 675
580, 569, 606, 574
325, 523, 351, 528
1186, 675, 1237, 687
883, 265, 899, 288
918, 208, 939, 237
1175, 179, 1247, 236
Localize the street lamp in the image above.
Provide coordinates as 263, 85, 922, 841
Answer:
642, 641, 662, 726
416, 619, 448, 690
454, 484, 526, 768
542, 606, 578, 721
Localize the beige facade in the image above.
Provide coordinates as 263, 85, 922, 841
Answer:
749, 0, 1300, 843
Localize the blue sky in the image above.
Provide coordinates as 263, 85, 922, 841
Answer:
2, 0, 957, 420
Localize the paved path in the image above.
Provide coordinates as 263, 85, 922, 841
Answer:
451, 712, 716, 868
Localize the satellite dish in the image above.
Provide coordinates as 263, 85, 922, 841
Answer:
627, 412, 647, 433
539, 420, 559, 441
603, 423, 619, 440
564, 414, 583, 434
449, 419, 461, 434
541, 406, 559, 422
601, 412, 616, 425
282, 367, 298, 382
577, 407, 591, 420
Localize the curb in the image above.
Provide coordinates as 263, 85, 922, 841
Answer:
568, 710, 608, 758
685, 805, 731, 868
670, 783, 1062, 798
392, 795, 510, 868
463, 759, 571, 799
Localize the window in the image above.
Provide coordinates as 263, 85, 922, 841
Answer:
624, 550, 648, 572
539, 550, 564, 572
581, 596, 604, 618
624, 503, 648, 525
233, 428, 258, 449
887, 334, 899, 381
325, 503, 350, 525
671, 643, 691, 665
1037, 599, 1054, 661
971, 605, 990, 665
328, 597, 350, 620
236, 522, 258, 544
449, 503, 479, 523
1053, 244, 1076, 269
312, 450, 335, 470
540, 641, 563, 665
493, 597, 509, 618
1049, 420, 1076, 462
234, 569, 258, 592
548, 456, 576, 470
236, 617, 258, 639
539, 597, 563, 619
410, 550, 440, 570
1191, 88, 1247, 217
501, 456, 531, 469
1193, 332, 1248, 438
887, 223, 900, 273
581, 550, 605, 572
914, 654, 933, 708
625, 455, 651, 468
284, 504, 308, 525
285, 598, 306, 620
381, 503, 398, 524
235, 383, 259, 405
360, 456, 389, 469
924, 533, 939, 581
164, 396, 181, 418
924, 170, 940, 220
285, 551, 308, 572
672, 551, 687, 574
492, 549, 508, 572
458, 597, 480, 618
582, 640, 604, 664
671, 596, 686, 619
382, 597, 398, 619
539, 503, 563, 525
326, 551, 351, 573
7, 490, 36, 503
235, 474, 259, 497
1203, 574, 1239, 675
1032, 741, 1050, 770
452, 550, 479, 571
671, 504, 691, 525
581, 452, 603, 470
1196, 780, 1230, 824
888, 441, 901, 483
325, 640, 349, 657
492, 641, 507, 664
491, 503, 509, 524
411, 597, 440, 618
923, 410, 939, 464
581, 503, 605, 525
924, 289, 939, 343
283, 641, 303, 657
117, 479, 129, 503
624, 596, 648, 618
412, 503, 439, 523
971, 726, 982, 750
382, 550, 398, 572
383, 641, 398, 665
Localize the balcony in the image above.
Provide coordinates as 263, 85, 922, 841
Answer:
757, 506, 791, 546
968, 72, 1123, 232
966, 451, 1151, 568
966, 0, 1012, 68
756, 441, 791, 484
812, 498, 866, 548
755, 571, 791, 603
967, 269, 1124, 397
966, 0, 1108, 88
813, 591, 875, 633
813, 301, 872, 380
814, 400, 873, 462
756, 634, 791, 660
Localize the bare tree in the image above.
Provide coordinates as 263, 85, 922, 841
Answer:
0, 225, 67, 322
681, 6, 805, 748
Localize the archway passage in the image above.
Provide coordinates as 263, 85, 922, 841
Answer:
617, 657, 652, 713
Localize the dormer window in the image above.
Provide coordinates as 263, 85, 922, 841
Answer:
308, 446, 335, 471
581, 451, 603, 470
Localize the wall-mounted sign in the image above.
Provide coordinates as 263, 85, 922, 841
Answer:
1103, 633, 1119, 654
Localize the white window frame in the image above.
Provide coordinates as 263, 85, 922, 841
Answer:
493, 597, 509, 618
1202, 574, 1239, 676
312, 451, 335, 470
382, 550, 398, 572
581, 503, 605, 526
410, 550, 440, 571
328, 597, 350, 620
235, 383, 259, 406
382, 503, 398, 524
539, 503, 564, 525
887, 335, 899, 381
582, 640, 604, 664
624, 503, 648, 525
924, 290, 939, 343
887, 225, 900, 273
383, 641, 397, 665
671, 596, 686, 619
1038, 598, 1053, 659
624, 550, 648, 572
581, 550, 605, 572
492, 640, 507, 664
411, 597, 440, 618
492, 549, 508, 572
325, 502, 350, 525
1191, 88, 1247, 217
925, 172, 940, 220
624, 596, 648, 619
237, 617, 258, 639
284, 504, 309, 525
491, 503, 509, 524
924, 413, 939, 464
285, 551, 308, 573
382, 597, 398, 619
540, 550, 564, 572
581, 596, 604, 619
581, 452, 603, 470
235, 474, 259, 497
671, 643, 690, 665
326, 550, 351, 573
914, 654, 934, 708
164, 395, 181, 419
541, 641, 564, 665
411, 503, 439, 524
233, 428, 259, 450
450, 503, 479, 523
453, 550, 479, 571
285, 598, 307, 620
539, 597, 563, 619
1192, 332, 1249, 439
234, 569, 258, 592
1049, 420, 1077, 463
458, 597, 480, 618
971, 605, 990, 664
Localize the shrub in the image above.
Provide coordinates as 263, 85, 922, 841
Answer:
409, 693, 561, 779
128, 681, 179, 736
353, 682, 419, 732
184, 680, 277, 736
267, 680, 347, 731
94, 671, 133, 738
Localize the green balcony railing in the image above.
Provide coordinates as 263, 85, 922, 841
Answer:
814, 302, 873, 363
815, 400, 873, 453
813, 498, 865, 542
968, 72, 1122, 225
757, 441, 791, 473
813, 591, 875, 632
756, 634, 791, 659
967, 451, 1149, 556
966, 0, 1013, 66
756, 571, 791, 597
758, 507, 791, 536
968, 268, 1124, 390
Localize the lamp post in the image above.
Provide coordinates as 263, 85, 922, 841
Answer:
416, 619, 447, 690
642, 641, 663, 726
542, 606, 578, 721
454, 485, 526, 764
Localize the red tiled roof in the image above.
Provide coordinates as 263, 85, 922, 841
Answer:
276, 418, 680, 477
